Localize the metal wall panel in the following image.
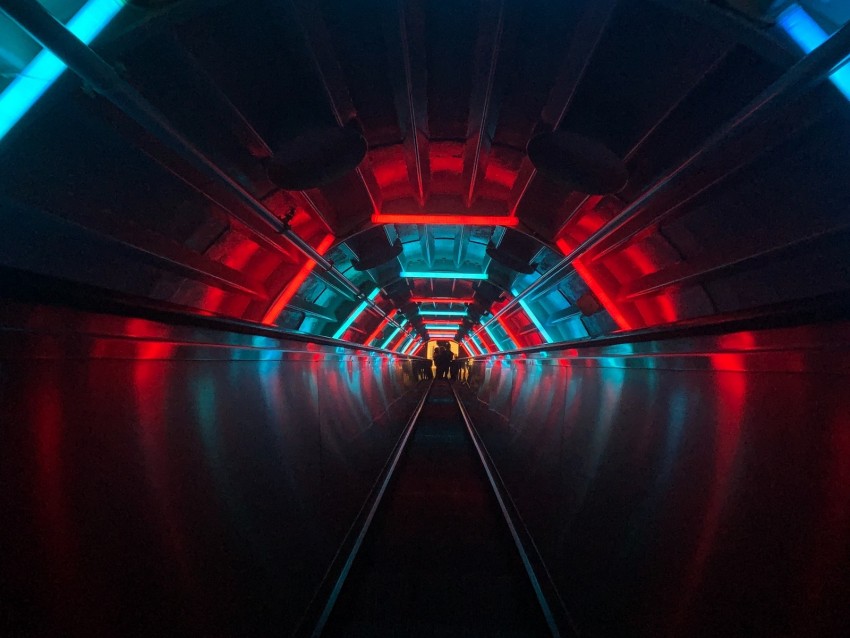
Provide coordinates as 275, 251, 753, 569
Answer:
0, 304, 422, 636
460, 323, 850, 637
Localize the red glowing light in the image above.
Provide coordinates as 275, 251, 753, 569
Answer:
261, 234, 335, 325
411, 297, 475, 305
364, 310, 397, 346
372, 214, 519, 226
496, 315, 523, 349
566, 247, 632, 331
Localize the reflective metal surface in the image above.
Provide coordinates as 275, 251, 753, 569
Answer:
459, 322, 850, 636
0, 304, 422, 636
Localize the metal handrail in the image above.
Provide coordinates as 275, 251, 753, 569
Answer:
471, 17, 850, 339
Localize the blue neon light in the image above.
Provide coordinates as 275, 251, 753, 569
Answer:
332, 288, 379, 339
400, 271, 488, 280
484, 324, 507, 351
380, 326, 402, 349
470, 332, 489, 353
778, 4, 850, 100
397, 335, 415, 353
424, 323, 460, 329
518, 298, 553, 343
0, 0, 126, 141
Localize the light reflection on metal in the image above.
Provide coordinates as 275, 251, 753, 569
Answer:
372, 213, 519, 226
0, 0, 126, 141
778, 4, 850, 100
332, 288, 380, 340
400, 271, 488, 280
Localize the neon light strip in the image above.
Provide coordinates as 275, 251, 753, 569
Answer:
411, 297, 475, 304
379, 326, 402, 349
424, 322, 461, 328
0, 0, 127, 141
778, 4, 850, 100
390, 329, 410, 351
403, 338, 422, 355
484, 324, 506, 351
464, 337, 482, 355
496, 316, 520, 349
262, 234, 335, 324
332, 288, 380, 339
365, 309, 396, 346
396, 335, 415, 353
571, 257, 632, 330
428, 333, 457, 337
518, 298, 553, 343
401, 271, 488, 280
373, 214, 519, 226
469, 332, 490, 354
419, 310, 468, 316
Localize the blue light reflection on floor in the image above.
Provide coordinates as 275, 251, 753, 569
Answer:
778, 3, 850, 100
0, 0, 125, 141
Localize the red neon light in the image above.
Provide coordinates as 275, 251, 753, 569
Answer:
565, 245, 632, 331
390, 330, 410, 351
262, 234, 335, 325
496, 315, 523, 349
411, 297, 475, 304
364, 310, 396, 346
372, 214, 519, 227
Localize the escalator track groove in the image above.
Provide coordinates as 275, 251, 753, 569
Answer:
305, 380, 571, 637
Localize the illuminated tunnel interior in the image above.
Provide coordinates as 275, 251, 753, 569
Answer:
1, 0, 850, 635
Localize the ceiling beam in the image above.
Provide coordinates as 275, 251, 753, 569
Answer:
0, 0, 404, 329
473, 16, 850, 336
508, 0, 618, 219
280, 0, 383, 217
384, 0, 430, 206
461, 0, 512, 207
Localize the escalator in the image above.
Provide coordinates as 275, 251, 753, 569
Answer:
311, 380, 557, 637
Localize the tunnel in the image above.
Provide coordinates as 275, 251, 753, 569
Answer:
2, 0, 850, 636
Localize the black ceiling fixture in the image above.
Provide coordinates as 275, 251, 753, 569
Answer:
352, 239, 404, 271
267, 125, 367, 190
527, 131, 628, 195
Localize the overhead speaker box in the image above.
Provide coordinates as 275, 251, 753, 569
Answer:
352, 240, 403, 271
267, 125, 367, 190
486, 243, 537, 274
527, 131, 628, 194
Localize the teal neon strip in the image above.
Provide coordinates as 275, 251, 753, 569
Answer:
469, 332, 489, 353
332, 288, 379, 339
518, 298, 553, 343
396, 335, 414, 353
0, 0, 126, 141
778, 4, 850, 100
464, 337, 482, 355
401, 271, 488, 280
484, 324, 506, 351
379, 326, 402, 349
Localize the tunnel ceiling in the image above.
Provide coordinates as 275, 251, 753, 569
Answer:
2, 0, 850, 354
